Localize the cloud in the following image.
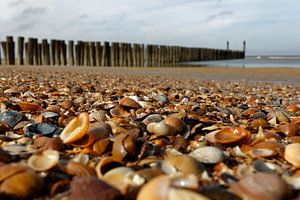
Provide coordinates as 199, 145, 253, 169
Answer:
0, 0, 299, 55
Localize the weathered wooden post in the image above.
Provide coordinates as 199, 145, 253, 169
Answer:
243, 40, 246, 58
119, 43, 124, 66
132, 44, 137, 67
55, 40, 61, 65
32, 38, 39, 65
61, 41, 67, 65
75, 42, 80, 66
26, 38, 33, 65
17, 37, 24, 65
101, 41, 110, 66
136, 44, 141, 67
83, 42, 89, 66
141, 44, 145, 67
95, 42, 101, 66
110, 42, 116, 67
0, 42, 6, 65
6, 36, 15, 65
68, 40, 74, 66
42, 39, 50, 65
115, 42, 120, 66
127, 43, 132, 67
38, 43, 42, 65
89, 42, 95, 66
50, 39, 56, 65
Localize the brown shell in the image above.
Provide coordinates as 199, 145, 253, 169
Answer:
230, 173, 290, 200
165, 155, 205, 176
163, 117, 187, 134
214, 127, 250, 145
284, 143, 300, 167
93, 138, 111, 155
0, 164, 28, 182
0, 170, 44, 199
137, 175, 170, 200
112, 133, 137, 161
17, 102, 41, 112
69, 176, 122, 200
119, 97, 141, 109
95, 157, 123, 178
278, 123, 299, 136
60, 161, 96, 177
28, 149, 59, 171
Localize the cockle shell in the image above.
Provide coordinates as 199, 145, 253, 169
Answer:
28, 149, 59, 171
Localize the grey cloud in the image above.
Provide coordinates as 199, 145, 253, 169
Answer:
9, 0, 25, 7
14, 6, 47, 20
206, 11, 234, 22
14, 21, 36, 31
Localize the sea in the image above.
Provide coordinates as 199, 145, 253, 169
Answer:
184, 56, 300, 68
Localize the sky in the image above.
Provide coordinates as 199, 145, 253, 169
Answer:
0, 0, 299, 55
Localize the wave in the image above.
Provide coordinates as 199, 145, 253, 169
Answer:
267, 56, 300, 60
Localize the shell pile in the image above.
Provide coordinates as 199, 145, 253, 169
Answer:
0, 67, 300, 199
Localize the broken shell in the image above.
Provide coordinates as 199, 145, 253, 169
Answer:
45, 137, 65, 151
0, 164, 29, 181
93, 138, 111, 155
112, 133, 137, 161
230, 173, 291, 200
137, 175, 170, 200
284, 143, 300, 168
0, 111, 23, 128
60, 161, 96, 177
147, 121, 176, 136
59, 112, 89, 144
120, 97, 141, 109
214, 127, 250, 145
0, 170, 44, 199
165, 155, 205, 176
17, 102, 41, 112
168, 187, 209, 200
95, 157, 123, 178
32, 136, 51, 150
189, 146, 224, 164
28, 149, 59, 171
69, 176, 122, 200
278, 123, 299, 136
25, 123, 62, 137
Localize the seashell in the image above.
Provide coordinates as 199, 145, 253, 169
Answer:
230, 172, 291, 200
119, 97, 141, 109
135, 168, 165, 182
95, 157, 123, 178
0, 111, 23, 128
170, 174, 199, 189
28, 149, 59, 171
102, 167, 136, 195
32, 136, 51, 149
284, 143, 300, 167
0, 164, 28, 181
143, 114, 163, 125
286, 105, 300, 113
93, 138, 111, 155
250, 118, 269, 129
275, 111, 290, 123
42, 111, 59, 118
168, 188, 209, 200
0, 148, 10, 163
164, 117, 187, 134
201, 184, 241, 200
112, 133, 137, 161
278, 123, 299, 136
71, 85, 83, 93
165, 155, 205, 176
89, 110, 107, 122
25, 123, 62, 137
2, 144, 31, 155
59, 112, 89, 144
69, 176, 122, 200
58, 99, 73, 109
45, 137, 65, 151
147, 121, 176, 136
17, 102, 41, 112
46, 105, 61, 113
288, 136, 300, 143
74, 97, 86, 105
137, 175, 170, 200
214, 127, 250, 145
4, 88, 21, 95
0, 170, 44, 199
60, 161, 96, 177
154, 94, 169, 105
189, 146, 224, 164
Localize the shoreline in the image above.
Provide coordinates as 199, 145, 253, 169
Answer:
1, 65, 300, 85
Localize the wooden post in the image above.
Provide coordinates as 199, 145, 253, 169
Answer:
42, 39, 50, 65
68, 40, 74, 66
101, 41, 110, 66
55, 40, 61, 65
6, 36, 15, 65
110, 42, 116, 67
119, 43, 124, 66
1, 42, 7, 65
132, 44, 137, 67
136, 44, 141, 67
50, 40, 56, 65
89, 42, 95, 66
95, 42, 101, 66
141, 44, 145, 67
146, 45, 150, 67
61, 41, 67, 65
32, 38, 38, 65
26, 38, 33, 65
17, 37, 24, 65
127, 43, 132, 67
38, 43, 42, 65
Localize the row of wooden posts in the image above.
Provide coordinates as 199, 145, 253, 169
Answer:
0, 36, 245, 67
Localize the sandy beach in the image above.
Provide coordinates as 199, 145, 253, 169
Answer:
1, 65, 300, 84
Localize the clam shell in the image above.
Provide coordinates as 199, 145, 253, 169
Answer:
164, 117, 187, 134
0, 164, 28, 182
168, 188, 209, 200
112, 133, 137, 161
165, 155, 205, 176
284, 143, 300, 167
137, 175, 170, 200
17, 102, 41, 112
60, 161, 96, 177
0, 111, 23, 128
95, 157, 123, 178
93, 138, 111, 155
0, 170, 44, 199
147, 121, 176, 136
59, 112, 89, 144
189, 146, 224, 164
143, 114, 163, 125
28, 149, 59, 171
214, 127, 250, 145
119, 97, 141, 109
69, 176, 122, 200
278, 123, 299, 136
230, 173, 290, 200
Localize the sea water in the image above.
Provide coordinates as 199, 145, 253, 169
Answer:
184, 56, 300, 68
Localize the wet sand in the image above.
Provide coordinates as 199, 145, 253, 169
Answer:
1, 65, 300, 84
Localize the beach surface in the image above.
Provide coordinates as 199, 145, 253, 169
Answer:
1, 65, 300, 84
